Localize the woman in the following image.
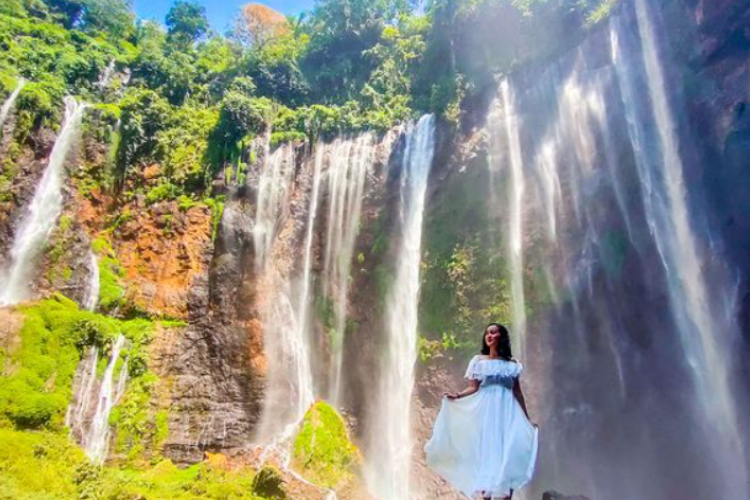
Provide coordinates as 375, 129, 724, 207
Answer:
424, 323, 539, 500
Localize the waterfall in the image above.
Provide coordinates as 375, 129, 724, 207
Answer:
82, 334, 128, 464
0, 78, 25, 132
321, 134, 374, 403
96, 59, 116, 91
477, 2, 748, 497
365, 115, 436, 500
493, 80, 528, 358
612, 0, 747, 495
66, 335, 129, 464
253, 141, 316, 449
84, 250, 100, 311
0, 97, 86, 305
293, 143, 324, 415
254, 133, 381, 449
253, 143, 296, 271
66, 346, 99, 437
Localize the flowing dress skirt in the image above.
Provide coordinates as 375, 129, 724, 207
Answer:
425, 385, 538, 499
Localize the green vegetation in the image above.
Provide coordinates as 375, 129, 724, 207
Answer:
91, 236, 125, 311
419, 163, 512, 361
0, 428, 269, 499
0, 294, 156, 430
1, 0, 618, 200
205, 195, 226, 242
109, 371, 160, 463
0, 294, 200, 480
587, 0, 621, 26
292, 401, 361, 489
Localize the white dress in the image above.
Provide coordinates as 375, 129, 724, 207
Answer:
424, 355, 539, 499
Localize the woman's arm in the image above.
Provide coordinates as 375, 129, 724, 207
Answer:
444, 379, 480, 400
513, 377, 535, 424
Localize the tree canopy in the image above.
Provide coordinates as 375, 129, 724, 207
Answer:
166, 0, 209, 45
0, 0, 620, 197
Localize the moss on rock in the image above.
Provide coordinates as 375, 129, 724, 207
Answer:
292, 401, 361, 490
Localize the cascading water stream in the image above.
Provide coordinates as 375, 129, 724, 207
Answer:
66, 346, 99, 436
497, 81, 528, 359
66, 335, 129, 464
282, 142, 323, 437
96, 59, 116, 91
0, 78, 25, 132
612, 1, 747, 495
253, 143, 296, 272
85, 250, 100, 311
365, 115, 435, 500
83, 334, 128, 464
321, 134, 374, 403
253, 141, 317, 452
0, 97, 86, 305
254, 133, 381, 453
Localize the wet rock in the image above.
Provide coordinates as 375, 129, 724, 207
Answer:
252, 466, 287, 499
542, 492, 591, 500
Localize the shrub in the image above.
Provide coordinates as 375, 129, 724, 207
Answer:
145, 182, 181, 205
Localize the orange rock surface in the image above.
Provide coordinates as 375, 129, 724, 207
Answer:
115, 202, 213, 319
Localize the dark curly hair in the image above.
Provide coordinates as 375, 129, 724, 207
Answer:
481, 322, 513, 360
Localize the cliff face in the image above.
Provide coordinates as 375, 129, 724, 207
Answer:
686, 0, 750, 336
415, 0, 750, 498
0, 0, 748, 498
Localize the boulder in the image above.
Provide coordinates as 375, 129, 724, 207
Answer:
542, 491, 591, 500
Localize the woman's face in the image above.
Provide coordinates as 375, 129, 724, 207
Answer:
485, 325, 501, 348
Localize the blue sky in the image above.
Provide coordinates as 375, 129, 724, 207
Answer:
133, 0, 316, 34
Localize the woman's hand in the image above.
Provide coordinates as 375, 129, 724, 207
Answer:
443, 391, 459, 400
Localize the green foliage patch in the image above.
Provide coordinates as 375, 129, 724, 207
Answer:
91, 236, 125, 312
419, 163, 512, 360
0, 427, 268, 499
0, 294, 154, 430
292, 401, 361, 489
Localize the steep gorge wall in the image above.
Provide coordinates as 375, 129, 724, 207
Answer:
0, 0, 748, 498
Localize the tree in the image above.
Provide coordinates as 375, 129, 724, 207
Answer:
80, 0, 134, 38
45, 0, 85, 28
165, 0, 209, 45
44, 0, 133, 37
116, 87, 173, 176
300, 0, 411, 103
232, 3, 290, 48
244, 31, 310, 107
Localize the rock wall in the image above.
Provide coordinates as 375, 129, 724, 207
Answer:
0, 0, 748, 498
